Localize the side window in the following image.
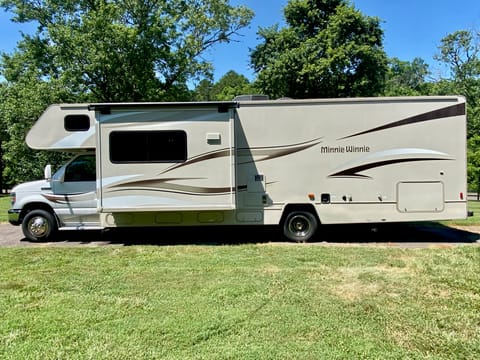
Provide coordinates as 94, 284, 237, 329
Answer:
64, 155, 96, 182
64, 115, 90, 131
110, 131, 187, 163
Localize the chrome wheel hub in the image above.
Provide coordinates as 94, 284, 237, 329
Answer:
28, 217, 49, 237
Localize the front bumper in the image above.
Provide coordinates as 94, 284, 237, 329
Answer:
8, 209, 21, 225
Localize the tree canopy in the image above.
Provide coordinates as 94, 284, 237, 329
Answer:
250, 0, 388, 99
383, 57, 431, 96
1, 0, 480, 193
193, 70, 256, 101
0, 0, 253, 102
0, 0, 253, 188
435, 30, 480, 137
0, 73, 70, 187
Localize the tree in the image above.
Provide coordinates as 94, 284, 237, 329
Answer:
0, 0, 254, 102
0, 0, 253, 186
0, 82, 5, 192
383, 57, 430, 96
435, 30, 480, 136
435, 29, 480, 192
194, 70, 256, 101
0, 74, 70, 188
212, 71, 255, 100
250, 0, 388, 99
468, 135, 480, 197
193, 79, 215, 101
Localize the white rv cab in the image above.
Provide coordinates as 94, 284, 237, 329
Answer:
8, 97, 468, 242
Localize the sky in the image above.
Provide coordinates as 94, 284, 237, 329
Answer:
1, 0, 480, 82
209, 0, 480, 80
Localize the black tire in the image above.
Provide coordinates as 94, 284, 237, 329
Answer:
283, 211, 318, 242
21, 209, 58, 242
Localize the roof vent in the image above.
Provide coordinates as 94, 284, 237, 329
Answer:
233, 94, 269, 101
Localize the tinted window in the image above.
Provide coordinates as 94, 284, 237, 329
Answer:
64, 155, 96, 182
110, 131, 187, 163
65, 115, 90, 131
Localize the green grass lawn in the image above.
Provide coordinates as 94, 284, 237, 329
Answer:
441, 200, 480, 226
0, 195, 9, 222
0, 245, 479, 359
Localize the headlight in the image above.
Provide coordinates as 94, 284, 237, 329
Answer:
10, 192, 16, 206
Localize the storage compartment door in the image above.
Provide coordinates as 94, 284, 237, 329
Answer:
397, 182, 444, 213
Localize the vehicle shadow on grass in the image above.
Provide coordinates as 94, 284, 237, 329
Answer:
22, 222, 480, 247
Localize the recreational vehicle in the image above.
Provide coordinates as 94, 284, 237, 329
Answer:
8, 96, 468, 242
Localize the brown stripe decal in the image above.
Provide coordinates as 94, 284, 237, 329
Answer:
160, 148, 232, 175
107, 178, 232, 195
238, 138, 323, 164
107, 180, 250, 196
42, 192, 95, 203
160, 138, 323, 173
109, 186, 234, 196
329, 158, 449, 179
341, 103, 465, 140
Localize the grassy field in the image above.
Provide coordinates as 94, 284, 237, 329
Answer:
0, 245, 479, 359
440, 200, 480, 226
1, 194, 479, 358
0, 195, 9, 222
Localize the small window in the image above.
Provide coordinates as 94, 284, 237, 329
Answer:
64, 155, 96, 182
110, 131, 187, 163
65, 115, 90, 131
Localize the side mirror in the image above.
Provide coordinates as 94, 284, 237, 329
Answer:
44, 164, 52, 180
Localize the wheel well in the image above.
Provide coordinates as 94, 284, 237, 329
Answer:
280, 204, 320, 225
20, 203, 57, 223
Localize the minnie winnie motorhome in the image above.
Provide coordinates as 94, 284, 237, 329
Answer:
9, 96, 468, 242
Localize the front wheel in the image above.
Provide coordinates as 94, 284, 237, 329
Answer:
22, 209, 58, 242
283, 211, 318, 243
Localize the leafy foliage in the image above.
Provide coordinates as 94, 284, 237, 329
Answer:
250, 0, 388, 99
468, 135, 480, 193
0, 0, 253, 187
1, 0, 480, 196
194, 70, 256, 101
0, 0, 253, 102
383, 57, 431, 96
434, 30, 480, 191
0, 75, 70, 188
435, 30, 480, 137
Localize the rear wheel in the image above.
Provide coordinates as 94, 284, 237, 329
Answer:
22, 209, 58, 242
283, 211, 318, 243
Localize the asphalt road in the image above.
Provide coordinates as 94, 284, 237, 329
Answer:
1, 222, 479, 248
